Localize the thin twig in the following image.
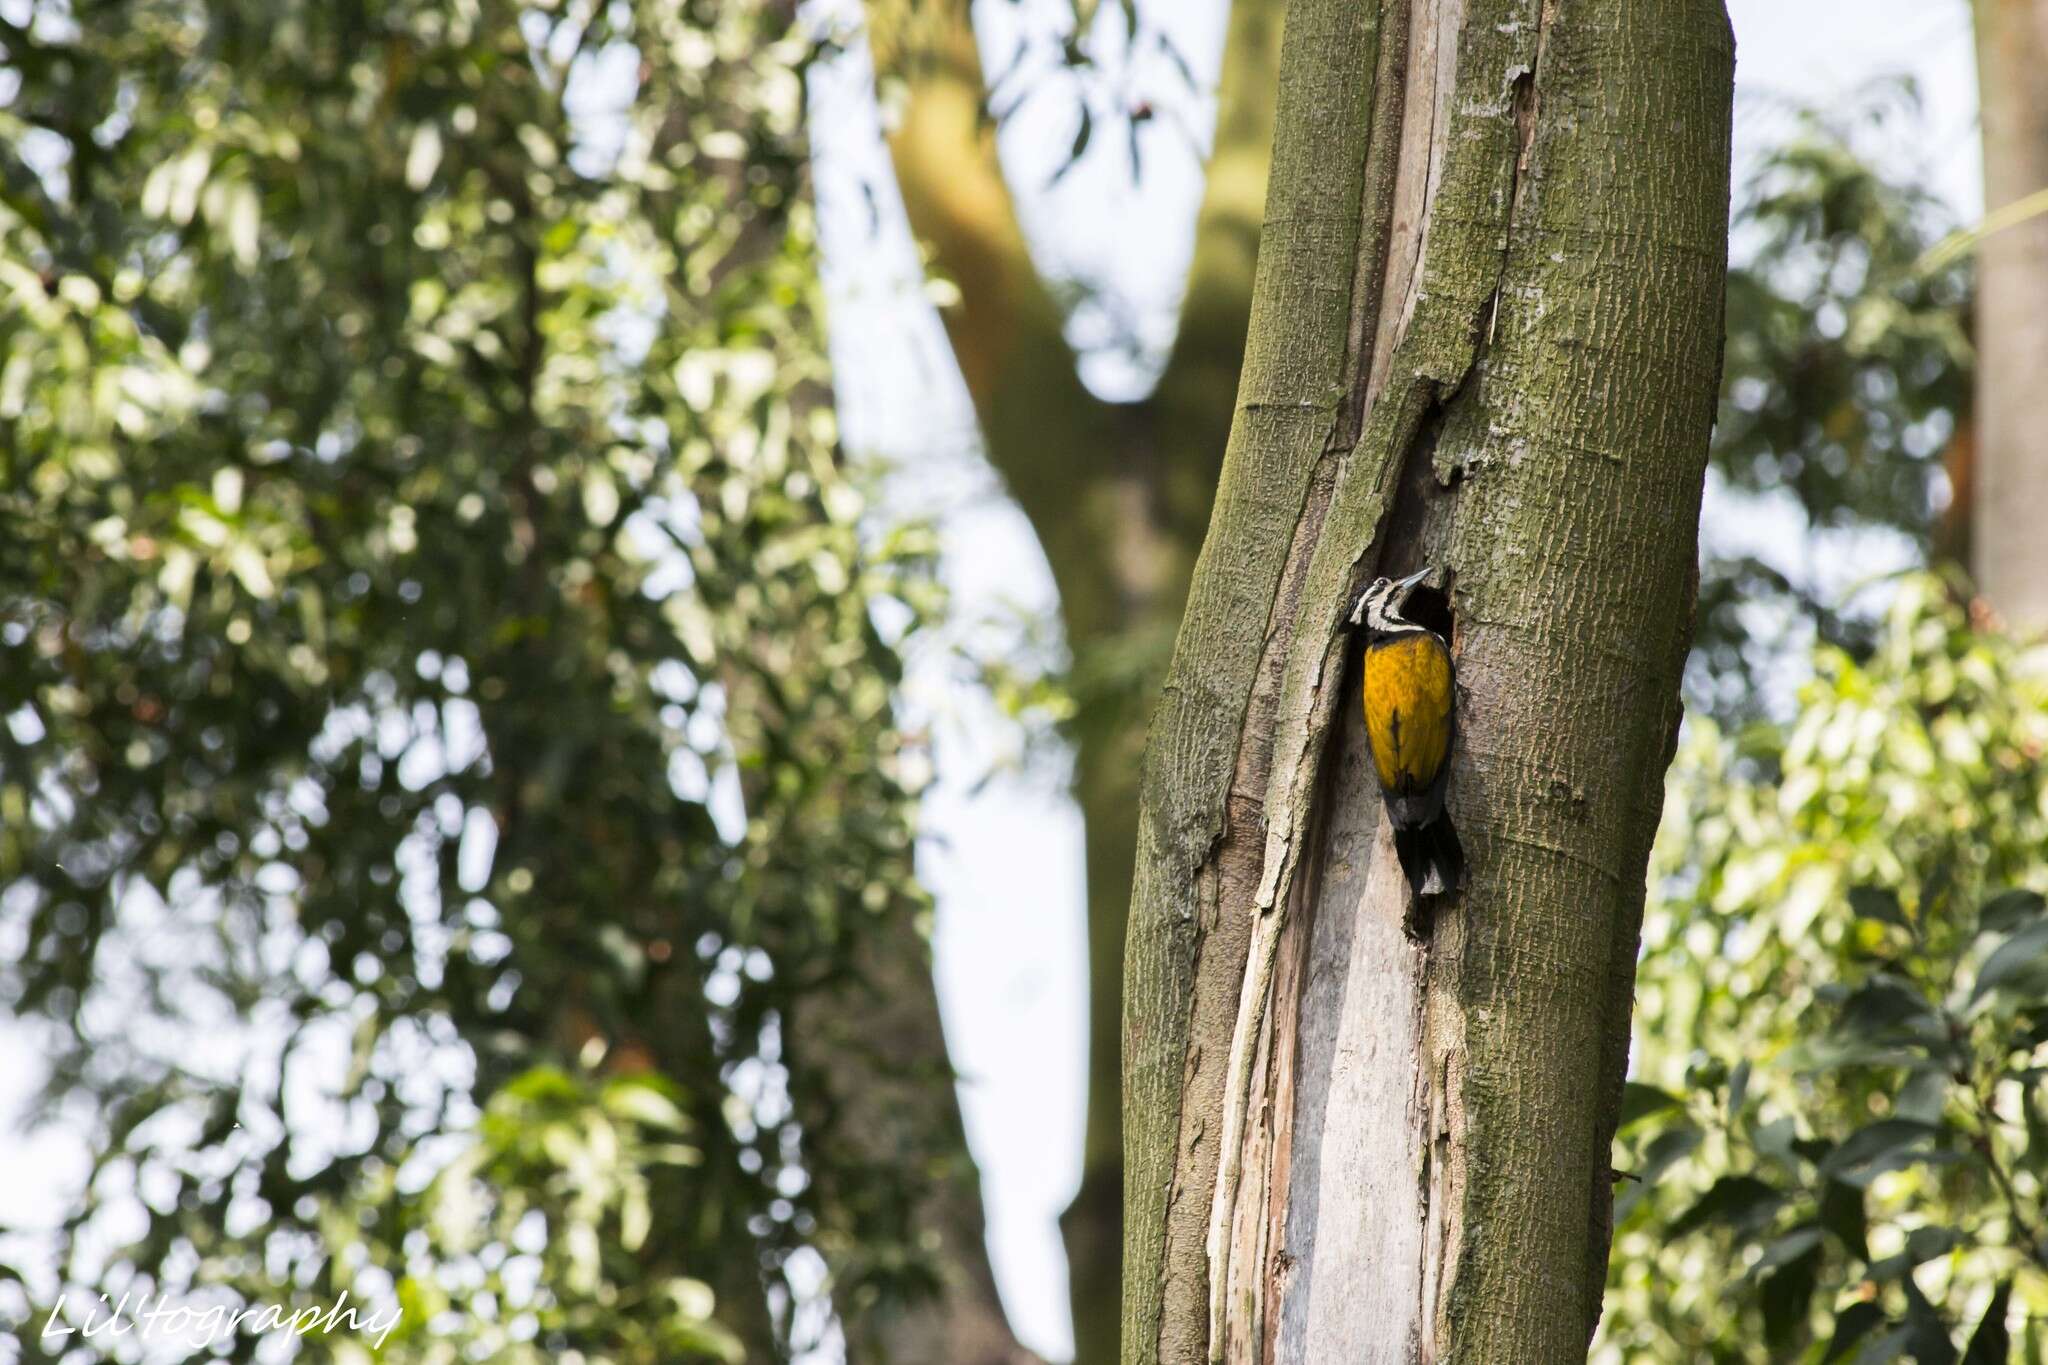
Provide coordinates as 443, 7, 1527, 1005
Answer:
1965, 1076, 2048, 1269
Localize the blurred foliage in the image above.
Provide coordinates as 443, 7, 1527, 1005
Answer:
0, 0, 959, 1358
1694, 86, 1973, 728
381, 1067, 744, 1362
1604, 575, 2048, 1361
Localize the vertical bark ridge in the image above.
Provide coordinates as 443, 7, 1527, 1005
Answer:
1972, 0, 2048, 628
1214, 0, 1552, 1340
1122, 1, 1392, 1358
862, 6, 1289, 1352
1433, 6, 1731, 1353
1202, 15, 1423, 1314
1125, 0, 1733, 1360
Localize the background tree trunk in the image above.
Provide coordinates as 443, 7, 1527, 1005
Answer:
1972, 0, 2048, 629
1122, 1, 1733, 1361
787, 921, 1044, 1365
864, 3, 1283, 1357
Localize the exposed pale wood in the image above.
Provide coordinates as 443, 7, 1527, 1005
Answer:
1123, 0, 1733, 1360
1268, 708, 1430, 1361
1121, 2, 1395, 1355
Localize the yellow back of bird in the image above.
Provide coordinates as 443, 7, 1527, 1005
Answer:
1361, 631, 1453, 798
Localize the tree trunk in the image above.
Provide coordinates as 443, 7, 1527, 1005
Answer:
787, 916, 1042, 1365
864, 3, 1283, 1358
1973, 0, 2048, 629
1121, 1, 1733, 1361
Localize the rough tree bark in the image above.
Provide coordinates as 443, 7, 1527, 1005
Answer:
1122, 1, 1733, 1361
1973, 0, 2048, 629
862, 2, 1283, 1358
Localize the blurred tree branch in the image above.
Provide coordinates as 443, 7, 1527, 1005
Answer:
856, 4, 1281, 1354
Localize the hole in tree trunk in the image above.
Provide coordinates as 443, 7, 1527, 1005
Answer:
1401, 580, 1453, 644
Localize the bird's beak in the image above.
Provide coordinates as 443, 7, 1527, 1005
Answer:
1391, 568, 1431, 596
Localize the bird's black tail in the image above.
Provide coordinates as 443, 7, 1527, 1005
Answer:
1393, 816, 1465, 898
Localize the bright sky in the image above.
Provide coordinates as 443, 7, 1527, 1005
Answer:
0, 3, 1985, 1363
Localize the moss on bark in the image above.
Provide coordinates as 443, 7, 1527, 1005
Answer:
1122, 1, 1734, 1360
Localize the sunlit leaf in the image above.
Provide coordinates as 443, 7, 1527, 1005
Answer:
1970, 921, 2048, 1006
1818, 1121, 1944, 1188
1959, 1279, 2011, 1365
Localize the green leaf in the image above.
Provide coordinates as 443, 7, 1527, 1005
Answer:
1747, 1224, 1824, 1281
1755, 1115, 1800, 1166
601, 1078, 691, 1133
1789, 1028, 1929, 1074
1762, 1240, 1823, 1347
1853, 1326, 1914, 1364
2027, 1086, 2048, 1167
1792, 1134, 1835, 1166
620, 1180, 652, 1253
1820, 1179, 1869, 1261
1617, 1124, 1702, 1223
2015, 1012, 2048, 1054
1895, 1067, 1950, 1124
1868, 1226, 1963, 1282
1671, 1174, 1785, 1238
1979, 890, 2046, 937
501, 1065, 582, 1105
1728, 1059, 1753, 1120
1971, 921, 2048, 1006
1925, 861, 1958, 921
1959, 1279, 2012, 1365
1618, 1082, 1683, 1133
1852, 885, 1911, 929
1902, 1273, 1958, 1365
1818, 1120, 1942, 1188
1841, 975, 1939, 1036
1643, 1122, 1705, 1178
1824, 1301, 1887, 1363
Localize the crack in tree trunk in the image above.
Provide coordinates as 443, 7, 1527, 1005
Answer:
1124, 0, 1733, 1360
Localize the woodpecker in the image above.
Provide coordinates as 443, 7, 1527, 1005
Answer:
1352, 568, 1465, 897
